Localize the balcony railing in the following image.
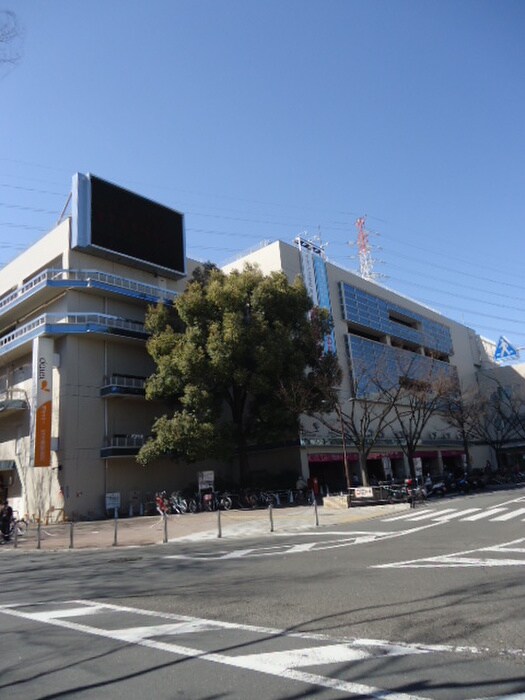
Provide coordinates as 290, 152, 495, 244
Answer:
0, 389, 29, 415
100, 433, 149, 459
0, 313, 148, 357
0, 268, 179, 316
100, 374, 146, 398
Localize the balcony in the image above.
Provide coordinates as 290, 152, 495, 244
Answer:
0, 389, 29, 416
0, 313, 149, 360
100, 434, 147, 459
0, 268, 179, 328
100, 375, 146, 398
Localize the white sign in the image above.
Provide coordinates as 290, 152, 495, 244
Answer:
105, 492, 121, 510
198, 470, 214, 491
413, 458, 423, 478
354, 487, 373, 498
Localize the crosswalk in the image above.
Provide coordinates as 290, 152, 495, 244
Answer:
381, 503, 525, 524
1, 599, 521, 699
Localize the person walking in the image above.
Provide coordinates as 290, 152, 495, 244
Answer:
1, 500, 13, 542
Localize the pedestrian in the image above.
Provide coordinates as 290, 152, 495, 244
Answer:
1, 500, 13, 542
296, 474, 307, 491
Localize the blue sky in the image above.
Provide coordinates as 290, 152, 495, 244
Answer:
2, 0, 524, 350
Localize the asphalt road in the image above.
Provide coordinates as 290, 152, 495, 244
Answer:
1, 487, 525, 699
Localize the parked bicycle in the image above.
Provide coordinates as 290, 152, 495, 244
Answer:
169, 491, 189, 514
3, 512, 27, 542
188, 490, 233, 512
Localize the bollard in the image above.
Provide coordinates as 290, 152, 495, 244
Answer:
288, 490, 294, 504
128, 503, 133, 518
163, 511, 168, 543
217, 507, 222, 538
139, 502, 144, 516
112, 507, 118, 547
13, 522, 18, 549
314, 498, 319, 527
69, 521, 74, 549
37, 522, 41, 550
269, 503, 274, 532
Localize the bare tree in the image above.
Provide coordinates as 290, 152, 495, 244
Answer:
439, 379, 477, 471
310, 358, 403, 488
463, 372, 525, 469
0, 10, 23, 77
380, 357, 458, 480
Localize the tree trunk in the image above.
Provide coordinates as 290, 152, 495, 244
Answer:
407, 452, 415, 480
359, 453, 369, 487
237, 433, 250, 486
462, 433, 472, 471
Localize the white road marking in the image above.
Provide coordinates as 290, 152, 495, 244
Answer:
0, 599, 439, 700
489, 507, 525, 522
462, 508, 508, 521
374, 538, 525, 569
164, 532, 397, 560
398, 509, 452, 521
433, 507, 482, 521
381, 509, 447, 522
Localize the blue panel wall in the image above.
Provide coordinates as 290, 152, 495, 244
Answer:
339, 282, 453, 355
345, 335, 458, 397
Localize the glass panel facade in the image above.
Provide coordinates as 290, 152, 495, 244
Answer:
339, 282, 453, 355
345, 335, 458, 397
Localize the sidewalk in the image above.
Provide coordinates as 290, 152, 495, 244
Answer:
1, 502, 411, 553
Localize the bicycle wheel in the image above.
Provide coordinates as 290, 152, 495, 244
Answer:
15, 520, 27, 536
220, 495, 232, 510
188, 498, 198, 514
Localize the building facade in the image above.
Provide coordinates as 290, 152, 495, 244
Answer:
223, 237, 497, 491
0, 174, 508, 520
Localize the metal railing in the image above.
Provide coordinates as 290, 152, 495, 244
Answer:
0, 313, 147, 353
103, 434, 147, 448
102, 374, 146, 390
0, 268, 178, 314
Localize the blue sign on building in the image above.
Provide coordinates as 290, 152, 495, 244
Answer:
494, 336, 519, 361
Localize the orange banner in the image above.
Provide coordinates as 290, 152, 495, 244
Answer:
33, 337, 53, 467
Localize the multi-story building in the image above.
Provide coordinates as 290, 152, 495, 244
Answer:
0, 174, 198, 521
223, 237, 496, 490
0, 173, 504, 520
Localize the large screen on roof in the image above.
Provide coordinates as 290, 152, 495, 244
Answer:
72, 173, 185, 277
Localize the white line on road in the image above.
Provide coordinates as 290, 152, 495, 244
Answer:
0, 600, 439, 700
462, 508, 508, 521
489, 508, 525, 522
373, 537, 525, 570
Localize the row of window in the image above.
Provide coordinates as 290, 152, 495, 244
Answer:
345, 335, 458, 397
339, 283, 453, 355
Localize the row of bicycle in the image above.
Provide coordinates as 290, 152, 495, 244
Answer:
154, 488, 315, 514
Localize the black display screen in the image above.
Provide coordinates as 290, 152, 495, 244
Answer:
89, 175, 185, 275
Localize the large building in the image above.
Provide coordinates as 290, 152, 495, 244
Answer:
223, 237, 497, 490
0, 174, 512, 521
0, 174, 197, 521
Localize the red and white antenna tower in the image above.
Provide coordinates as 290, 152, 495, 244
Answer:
355, 216, 375, 280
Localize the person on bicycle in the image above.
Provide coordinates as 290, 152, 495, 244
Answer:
155, 491, 169, 516
1, 500, 13, 542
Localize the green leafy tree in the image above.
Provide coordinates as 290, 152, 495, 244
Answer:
138, 264, 342, 484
